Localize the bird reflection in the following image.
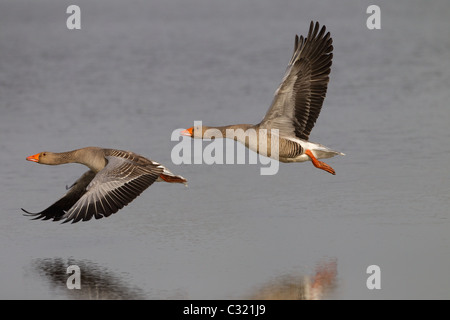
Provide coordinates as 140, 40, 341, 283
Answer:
31, 257, 147, 300
32, 257, 337, 299
247, 258, 337, 300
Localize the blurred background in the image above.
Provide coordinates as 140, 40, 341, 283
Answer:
1, 0, 449, 299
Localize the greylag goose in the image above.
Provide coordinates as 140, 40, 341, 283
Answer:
22, 147, 187, 223
181, 21, 344, 175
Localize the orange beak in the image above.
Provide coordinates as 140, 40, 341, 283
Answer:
180, 127, 193, 137
26, 153, 40, 163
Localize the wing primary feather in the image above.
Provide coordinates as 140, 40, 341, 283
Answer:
259, 21, 333, 141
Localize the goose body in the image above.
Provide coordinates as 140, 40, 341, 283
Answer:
181, 22, 344, 174
22, 147, 187, 223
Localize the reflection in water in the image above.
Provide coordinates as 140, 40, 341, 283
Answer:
32, 258, 147, 300
32, 257, 337, 299
247, 258, 337, 300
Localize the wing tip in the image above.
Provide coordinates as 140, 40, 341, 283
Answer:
21, 208, 64, 222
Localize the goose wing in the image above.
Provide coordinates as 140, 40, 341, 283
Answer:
259, 21, 333, 141
61, 155, 163, 223
22, 170, 96, 221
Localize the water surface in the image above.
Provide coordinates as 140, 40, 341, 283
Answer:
1, 0, 450, 299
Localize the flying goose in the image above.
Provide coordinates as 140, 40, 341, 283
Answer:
22, 147, 187, 223
181, 21, 344, 174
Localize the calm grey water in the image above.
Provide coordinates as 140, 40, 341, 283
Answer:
1, 0, 450, 299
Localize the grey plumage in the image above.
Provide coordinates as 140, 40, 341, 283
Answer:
22, 147, 186, 223
182, 22, 342, 174
259, 21, 333, 141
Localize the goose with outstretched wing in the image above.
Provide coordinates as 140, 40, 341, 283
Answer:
181, 21, 344, 174
22, 147, 187, 223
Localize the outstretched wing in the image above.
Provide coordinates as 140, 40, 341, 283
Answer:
21, 170, 96, 221
259, 21, 333, 141
61, 156, 163, 223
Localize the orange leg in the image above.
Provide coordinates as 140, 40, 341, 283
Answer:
159, 174, 187, 184
304, 149, 336, 175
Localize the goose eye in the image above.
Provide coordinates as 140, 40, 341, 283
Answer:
42, 152, 46, 156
